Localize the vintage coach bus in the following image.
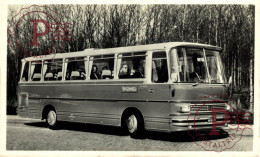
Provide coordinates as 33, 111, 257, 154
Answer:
17, 42, 230, 137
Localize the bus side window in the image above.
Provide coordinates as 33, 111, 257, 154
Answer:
21, 62, 29, 82
177, 48, 185, 82
30, 61, 42, 81
90, 55, 114, 80
152, 51, 168, 83
65, 57, 86, 80
118, 52, 146, 79
43, 59, 63, 81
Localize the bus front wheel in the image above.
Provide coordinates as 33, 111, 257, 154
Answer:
46, 110, 58, 129
124, 112, 144, 138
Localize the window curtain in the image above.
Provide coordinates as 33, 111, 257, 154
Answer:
116, 54, 122, 78
88, 57, 93, 79
30, 64, 35, 80
42, 62, 48, 78
20, 62, 25, 81
63, 59, 68, 80
215, 52, 224, 83
84, 57, 89, 79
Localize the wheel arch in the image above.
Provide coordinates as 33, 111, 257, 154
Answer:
121, 107, 145, 128
42, 104, 56, 120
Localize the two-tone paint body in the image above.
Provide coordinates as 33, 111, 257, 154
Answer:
17, 42, 229, 132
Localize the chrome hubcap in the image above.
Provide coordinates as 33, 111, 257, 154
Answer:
47, 111, 56, 126
127, 115, 137, 133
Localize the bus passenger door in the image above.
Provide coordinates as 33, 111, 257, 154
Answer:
142, 51, 171, 132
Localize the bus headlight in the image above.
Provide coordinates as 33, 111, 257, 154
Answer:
226, 104, 233, 112
180, 105, 190, 112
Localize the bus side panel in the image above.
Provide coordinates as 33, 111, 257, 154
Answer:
117, 84, 171, 132
27, 99, 42, 119
117, 101, 171, 132
171, 84, 227, 102
139, 84, 171, 132
47, 85, 88, 123
17, 85, 42, 119
54, 100, 85, 122
17, 98, 42, 119
83, 101, 120, 126
18, 82, 172, 132
55, 84, 121, 125
142, 102, 171, 132
55, 82, 171, 131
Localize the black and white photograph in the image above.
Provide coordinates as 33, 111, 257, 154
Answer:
1, 1, 259, 156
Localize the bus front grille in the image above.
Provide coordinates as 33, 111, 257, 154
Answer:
190, 103, 227, 112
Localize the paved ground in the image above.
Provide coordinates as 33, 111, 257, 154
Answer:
6, 115, 253, 151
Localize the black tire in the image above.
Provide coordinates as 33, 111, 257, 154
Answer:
46, 110, 58, 129
123, 111, 144, 138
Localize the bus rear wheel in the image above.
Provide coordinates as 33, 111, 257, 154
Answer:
46, 110, 58, 129
124, 112, 144, 138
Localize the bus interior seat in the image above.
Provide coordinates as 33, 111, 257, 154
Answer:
111, 71, 114, 77
101, 70, 112, 79
45, 73, 54, 81
130, 69, 135, 76
70, 71, 80, 80
80, 72, 86, 80
57, 72, 62, 80
32, 73, 41, 81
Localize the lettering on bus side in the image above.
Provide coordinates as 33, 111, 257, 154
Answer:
122, 86, 138, 93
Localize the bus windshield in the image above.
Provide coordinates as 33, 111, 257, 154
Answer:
172, 47, 226, 84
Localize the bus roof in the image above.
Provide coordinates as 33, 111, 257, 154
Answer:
22, 42, 221, 62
